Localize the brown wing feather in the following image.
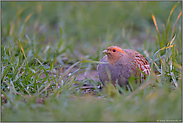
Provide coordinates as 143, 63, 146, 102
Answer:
134, 52, 151, 76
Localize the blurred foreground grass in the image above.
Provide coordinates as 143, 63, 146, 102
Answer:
1, 1, 182, 122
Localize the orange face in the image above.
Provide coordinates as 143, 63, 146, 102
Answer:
103, 46, 126, 65
103, 46, 126, 55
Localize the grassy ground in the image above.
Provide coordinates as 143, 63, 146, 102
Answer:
1, 1, 182, 122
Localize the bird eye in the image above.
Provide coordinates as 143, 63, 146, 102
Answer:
113, 49, 116, 52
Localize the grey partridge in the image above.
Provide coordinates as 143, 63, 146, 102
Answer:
97, 46, 151, 87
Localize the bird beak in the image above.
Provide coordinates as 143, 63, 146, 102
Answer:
103, 49, 109, 54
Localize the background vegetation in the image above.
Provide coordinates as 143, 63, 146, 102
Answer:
1, 1, 182, 122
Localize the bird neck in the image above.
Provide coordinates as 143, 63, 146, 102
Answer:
106, 54, 121, 66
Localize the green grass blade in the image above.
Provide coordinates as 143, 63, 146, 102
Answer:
16, 37, 28, 66
1, 65, 12, 82
151, 12, 161, 48
171, 10, 182, 38
166, 1, 180, 43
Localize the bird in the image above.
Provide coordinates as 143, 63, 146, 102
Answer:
97, 46, 151, 87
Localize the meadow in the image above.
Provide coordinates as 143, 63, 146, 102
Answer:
1, 1, 182, 122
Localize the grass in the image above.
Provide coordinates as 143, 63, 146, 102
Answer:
1, 1, 182, 122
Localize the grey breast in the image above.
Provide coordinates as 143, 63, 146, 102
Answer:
98, 54, 132, 86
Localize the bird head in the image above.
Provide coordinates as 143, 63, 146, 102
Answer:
103, 46, 126, 65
